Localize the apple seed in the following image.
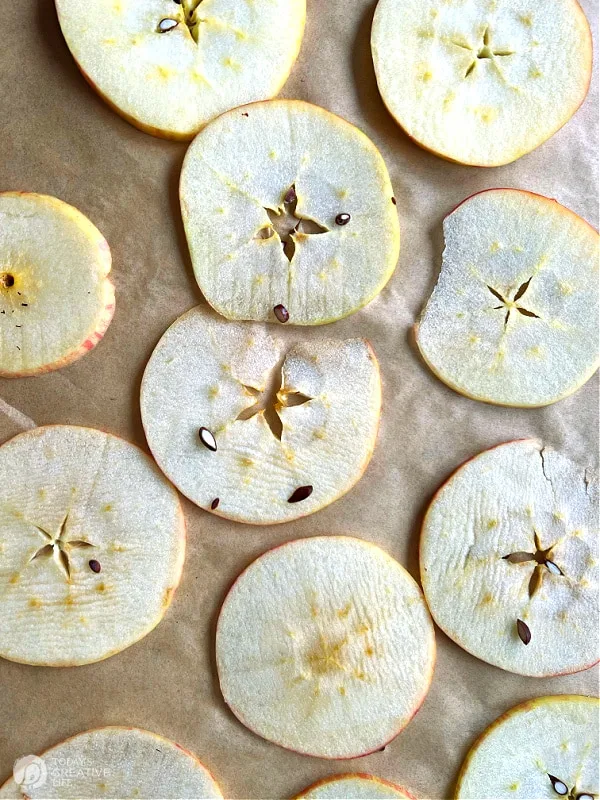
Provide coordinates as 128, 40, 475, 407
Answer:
210, 498, 220, 510
89, 559, 101, 573
548, 775, 568, 796
516, 618, 531, 645
198, 426, 217, 452
288, 485, 313, 503
335, 213, 351, 225
545, 559, 563, 576
158, 18, 179, 32
273, 304, 289, 323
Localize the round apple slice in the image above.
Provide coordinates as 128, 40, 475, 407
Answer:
180, 100, 400, 325
420, 439, 599, 677
415, 190, 599, 407
0, 425, 185, 666
455, 696, 599, 799
216, 536, 436, 758
141, 306, 381, 524
0, 727, 222, 799
55, 0, 305, 140
0, 192, 114, 377
295, 774, 415, 799
371, 0, 592, 166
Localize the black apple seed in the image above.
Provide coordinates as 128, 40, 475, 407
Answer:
274, 304, 289, 323
199, 427, 217, 452
89, 559, 101, 573
335, 213, 351, 225
288, 485, 313, 503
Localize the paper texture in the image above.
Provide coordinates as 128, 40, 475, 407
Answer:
0, 1, 597, 798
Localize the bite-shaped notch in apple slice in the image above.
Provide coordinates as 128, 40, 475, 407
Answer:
216, 536, 436, 759
295, 774, 416, 799
55, 0, 306, 140
141, 306, 381, 524
0, 727, 223, 799
0, 425, 185, 667
180, 100, 400, 325
0, 193, 115, 377
371, 0, 592, 166
420, 439, 599, 677
455, 696, 599, 799
415, 190, 599, 407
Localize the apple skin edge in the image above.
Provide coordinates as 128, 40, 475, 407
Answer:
452, 695, 599, 799
293, 773, 417, 800
419, 441, 600, 678
0, 425, 186, 668
370, 0, 593, 168
216, 536, 436, 759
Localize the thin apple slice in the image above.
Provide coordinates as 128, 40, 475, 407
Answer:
372, 0, 592, 166
420, 439, 599, 677
0, 727, 222, 799
295, 774, 416, 799
455, 696, 599, 799
55, 0, 306, 140
415, 190, 599, 407
0, 193, 114, 377
0, 425, 185, 666
180, 100, 400, 324
140, 306, 381, 524
216, 536, 436, 758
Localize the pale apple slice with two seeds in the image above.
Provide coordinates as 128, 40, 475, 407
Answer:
455, 696, 599, 800
372, 0, 593, 166
415, 190, 599, 407
180, 100, 400, 325
216, 536, 436, 759
0, 727, 223, 799
0, 193, 115, 377
141, 306, 381, 524
55, 0, 306, 140
295, 774, 416, 799
420, 439, 598, 677
0, 426, 185, 667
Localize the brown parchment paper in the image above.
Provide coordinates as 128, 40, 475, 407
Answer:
0, 1, 598, 798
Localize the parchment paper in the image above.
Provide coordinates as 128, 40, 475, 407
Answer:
0, 1, 598, 798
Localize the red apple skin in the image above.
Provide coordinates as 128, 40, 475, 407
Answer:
0, 192, 116, 379
294, 773, 417, 799
371, 0, 593, 168
0, 727, 221, 795
453, 695, 599, 798
413, 190, 599, 408
216, 536, 436, 759
0, 425, 186, 668
419, 441, 600, 678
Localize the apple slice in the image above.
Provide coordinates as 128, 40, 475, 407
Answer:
216, 536, 436, 758
455, 696, 599, 799
415, 190, 599, 407
55, 0, 306, 140
0, 425, 185, 666
420, 439, 599, 677
180, 100, 400, 325
371, 0, 592, 166
141, 306, 381, 524
295, 774, 416, 799
0, 192, 114, 377
0, 727, 222, 799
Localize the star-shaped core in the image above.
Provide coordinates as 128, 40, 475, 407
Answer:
503, 531, 564, 598
488, 276, 540, 326
30, 513, 95, 581
236, 364, 312, 440
452, 25, 515, 78
255, 185, 329, 262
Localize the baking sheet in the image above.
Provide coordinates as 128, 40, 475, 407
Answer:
0, 1, 598, 798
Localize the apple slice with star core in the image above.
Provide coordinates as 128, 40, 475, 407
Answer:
415, 189, 599, 407
455, 696, 599, 799
0, 727, 222, 799
420, 439, 598, 677
216, 536, 436, 758
180, 100, 400, 324
0, 192, 114, 377
0, 425, 185, 667
55, 0, 306, 140
371, 0, 593, 166
141, 306, 381, 524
